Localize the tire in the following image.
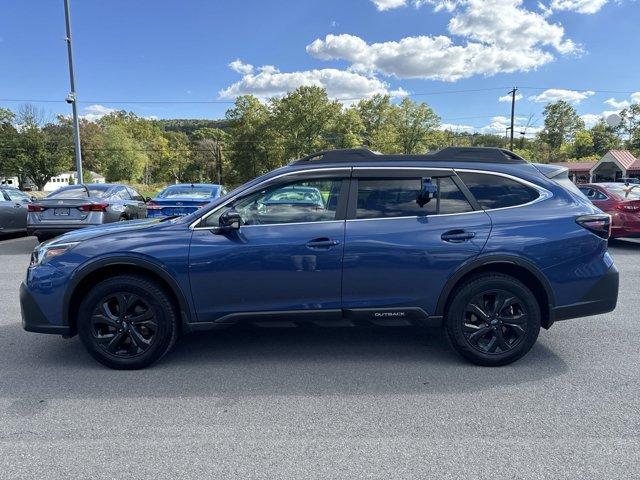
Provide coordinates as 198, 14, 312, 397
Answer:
77, 274, 178, 369
444, 273, 541, 366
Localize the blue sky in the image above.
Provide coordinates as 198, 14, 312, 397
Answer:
0, 0, 638, 135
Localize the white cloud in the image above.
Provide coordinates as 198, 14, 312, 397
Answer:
604, 97, 630, 109
528, 88, 595, 104
480, 116, 541, 136
229, 59, 254, 75
81, 104, 115, 122
308, 1, 578, 81
632, 92, 640, 104
371, 0, 408, 10
580, 113, 603, 128
439, 123, 476, 133
498, 92, 523, 102
308, 33, 556, 82
448, 0, 578, 55
550, 0, 609, 14
219, 65, 407, 102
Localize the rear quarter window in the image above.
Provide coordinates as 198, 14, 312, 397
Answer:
457, 172, 539, 210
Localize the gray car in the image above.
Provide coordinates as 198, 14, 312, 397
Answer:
0, 187, 33, 235
27, 183, 148, 242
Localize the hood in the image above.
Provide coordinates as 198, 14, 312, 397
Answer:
45, 218, 166, 246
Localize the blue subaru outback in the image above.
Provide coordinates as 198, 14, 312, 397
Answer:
20, 148, 619, 369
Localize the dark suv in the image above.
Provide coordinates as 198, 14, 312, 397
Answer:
20, 148, 619, 369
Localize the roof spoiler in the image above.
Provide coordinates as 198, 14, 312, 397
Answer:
532, 163, 568, 179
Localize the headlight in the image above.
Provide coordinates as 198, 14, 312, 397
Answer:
30, 242, 79, 267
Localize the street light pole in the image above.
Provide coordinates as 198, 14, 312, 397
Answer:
64, 0, 83, 184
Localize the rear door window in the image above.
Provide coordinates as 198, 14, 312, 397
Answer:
457, 172, 539, 209
355, 176, 472, 219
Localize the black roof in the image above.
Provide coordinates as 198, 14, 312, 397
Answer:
291, 147, 527, 165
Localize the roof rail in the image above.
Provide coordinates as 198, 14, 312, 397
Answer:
292, 148, 379, 165
427, 147, 527, 164
290, 147, 527, 165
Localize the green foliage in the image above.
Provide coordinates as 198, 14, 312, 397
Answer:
2, 89, 640, 190
99, 123, 147, 182
539, 101, 585, 151
393, 98, 441, 154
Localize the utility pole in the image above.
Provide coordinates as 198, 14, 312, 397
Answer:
64, 0, 83, 184
507, 87, 518, 151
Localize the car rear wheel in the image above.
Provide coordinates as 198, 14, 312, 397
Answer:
78, 275, 178, 369
444, 273, 541, 366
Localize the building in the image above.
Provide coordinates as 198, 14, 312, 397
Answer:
1, 171, 106, 191
551, 150, 640, 184
43, 171, 106, 192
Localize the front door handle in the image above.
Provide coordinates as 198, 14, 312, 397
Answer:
441, 230, 476, 243
306, 237, 341, 249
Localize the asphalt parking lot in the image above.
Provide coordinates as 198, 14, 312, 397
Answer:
0, 235, 639, 479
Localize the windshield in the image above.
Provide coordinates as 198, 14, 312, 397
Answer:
46, 185, 111, 199
157, 185, 218, 200
607, 184, 640, 200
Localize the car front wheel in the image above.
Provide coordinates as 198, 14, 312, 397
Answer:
444, 273, 541, 366
77, 275, 178, 369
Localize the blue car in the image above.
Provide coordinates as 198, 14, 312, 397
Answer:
147, 183, 226, 218
20, 148, 619, 369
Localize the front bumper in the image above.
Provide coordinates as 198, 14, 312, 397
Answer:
20, 282, 71, 335
552, 263, 619, 321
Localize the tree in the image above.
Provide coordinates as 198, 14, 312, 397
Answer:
0, 108, 18, 180
539, 100, 585, 151
14, 105, 72, 190
620, 104, 640, 154
392, 98, 440, 154
191, 128, 230, 183
355, 95, 398, 153
98, 123, 146, 182
226, 95, 279, 183
271, 86, 342, 160
567, 130, 595, 159
160, 131, 193, 183
99, 111, 167, 183
330, 108, 364, 149
590, 120, 620, 156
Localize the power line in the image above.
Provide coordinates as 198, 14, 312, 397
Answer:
1, 86, 638, 106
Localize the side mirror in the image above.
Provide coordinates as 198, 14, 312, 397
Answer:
217, 208, 241, 232
145, 197, 152, 203
417, 178, 438, 207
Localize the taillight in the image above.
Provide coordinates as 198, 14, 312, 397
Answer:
28, 204, 45, 212
616, 202, 640, 212
79, 203, 108, 212
576, 214, 611, 239
146, 201, 161, 210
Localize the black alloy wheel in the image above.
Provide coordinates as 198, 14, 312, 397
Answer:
91, 292, 157, 358
78, 275, 178, 369
444, 273, 541, 366
462, 290, 528, 354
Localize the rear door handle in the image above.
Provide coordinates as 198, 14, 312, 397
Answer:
306, 237, 341, 249
441, 230, 476, 243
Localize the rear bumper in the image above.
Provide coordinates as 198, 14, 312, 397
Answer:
551, 263, 619, 321
20, 282, 71, 335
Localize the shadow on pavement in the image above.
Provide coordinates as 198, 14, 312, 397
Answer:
0, 234, 37, 254
608, 238, 640, 251
1, 322, 568, 401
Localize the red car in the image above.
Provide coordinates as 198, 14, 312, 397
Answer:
579, 183, 640, 238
